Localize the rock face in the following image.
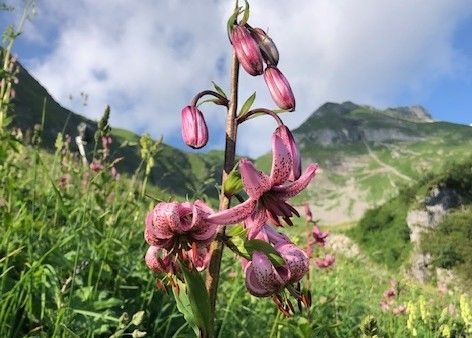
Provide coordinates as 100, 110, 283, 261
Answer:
406, 186, 461, 283
294, 101, 431, 148
384, 105, 433, 123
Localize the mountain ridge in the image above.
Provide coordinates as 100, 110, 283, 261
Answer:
10, 60, 472, 224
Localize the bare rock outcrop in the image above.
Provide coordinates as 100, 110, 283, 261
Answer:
406, 186, 461, 283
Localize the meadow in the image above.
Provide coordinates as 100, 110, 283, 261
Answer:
1, 128, 472, 337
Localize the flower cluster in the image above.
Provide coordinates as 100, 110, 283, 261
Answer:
144, 1, 320, 319
230, 23, 295, 111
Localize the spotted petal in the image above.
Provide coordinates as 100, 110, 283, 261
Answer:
269, 135, 292, 186
208, 198, 257, 225
240, 159, 272, 200
244, 251, 288, 297
272, 163, 318, 200
276, 243, 309, 282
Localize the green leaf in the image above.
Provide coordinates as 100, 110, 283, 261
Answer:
179, 262, 212, 337
212, 81, 227, 99
244, 239, 285, 266
238, 92, 256, 118
172, 279, 200, 336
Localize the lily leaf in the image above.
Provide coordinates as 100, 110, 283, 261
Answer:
238, 92, 256, 118
179, 262, 212, 337
172, 278, 200, 336
212, 81, 227, 99
244, 239, 285, 266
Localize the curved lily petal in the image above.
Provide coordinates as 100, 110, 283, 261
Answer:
240, 159, 272, 200
274, 125, 301, 181
276, 243, 309, 282
272, 163, 318, 200
208, 198, 257, 225
246, 209, 268, 240
269, 135, 292, 186
244, 251, 287, 297
152, 203, 182, 236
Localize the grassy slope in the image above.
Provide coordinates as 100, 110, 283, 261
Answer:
348, 155, 472, 287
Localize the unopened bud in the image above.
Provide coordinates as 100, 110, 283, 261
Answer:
263, 66, 295, 111
252, 28, 279, 66
231, 25, 264, 76
181, 105, 209, 149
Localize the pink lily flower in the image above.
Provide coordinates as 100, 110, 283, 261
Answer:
145, 199, 256, 251
314, 254, 335, 269
239, 134, 318, 238
243, 241, 309, 297
312, 225, 329, 246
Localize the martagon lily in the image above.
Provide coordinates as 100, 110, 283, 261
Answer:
243, 225, 309, 297
240, 134, 318, 239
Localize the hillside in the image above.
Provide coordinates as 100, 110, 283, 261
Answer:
348, 155, 472, 289
10, 61, 472, 224
290, 101, 472, 224
10, 61, 223, 200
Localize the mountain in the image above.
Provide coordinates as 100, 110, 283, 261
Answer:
10, 60, 472, 225
290, 101, 472, 224
10, 61, 223, 200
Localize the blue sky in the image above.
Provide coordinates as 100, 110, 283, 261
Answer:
2, 0, 472, 157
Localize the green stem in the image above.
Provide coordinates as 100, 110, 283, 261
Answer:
205, 49, 239, 337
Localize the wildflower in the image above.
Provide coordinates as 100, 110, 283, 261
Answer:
263, 66, 295, 111
314, 254, 335, 268
230, 24, 264, 76
312, 225, 329, 246
393, 304, 407, 315
145, 199, 256, 252
145, 246, 177, 274
251, 27, 279, 66
239, 134, 317, 238
274, 125, 301, 180
181, 105, 209, 149
243, 241, 308, 297
89, 160, 104, 172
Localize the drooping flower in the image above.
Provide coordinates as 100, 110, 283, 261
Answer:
89, 160, 104, 172
230, 25, 264, 76
239, 134, 318, 238
314, 254, 335, 269
312, 225, 329, 246
181, 105, 209, 149
145, 199, 256, 252
263, 66, 295, 111
274, 124, 301, 180
243, 239, 309, 297
251, 27, 279, 66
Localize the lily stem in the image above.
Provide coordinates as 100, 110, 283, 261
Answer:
205, 49, 239, 336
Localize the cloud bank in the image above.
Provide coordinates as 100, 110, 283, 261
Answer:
4, 0, 472, 157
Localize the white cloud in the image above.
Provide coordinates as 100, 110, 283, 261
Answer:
4, 0, 472, 157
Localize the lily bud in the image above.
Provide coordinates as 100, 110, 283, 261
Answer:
274, 125, 301, 180
231, 25, 264, 76
263, 66, 295, 111
181, 105, 208, 149
252, 27, 279, 66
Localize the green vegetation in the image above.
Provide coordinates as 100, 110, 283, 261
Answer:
347, 186, 415, 270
